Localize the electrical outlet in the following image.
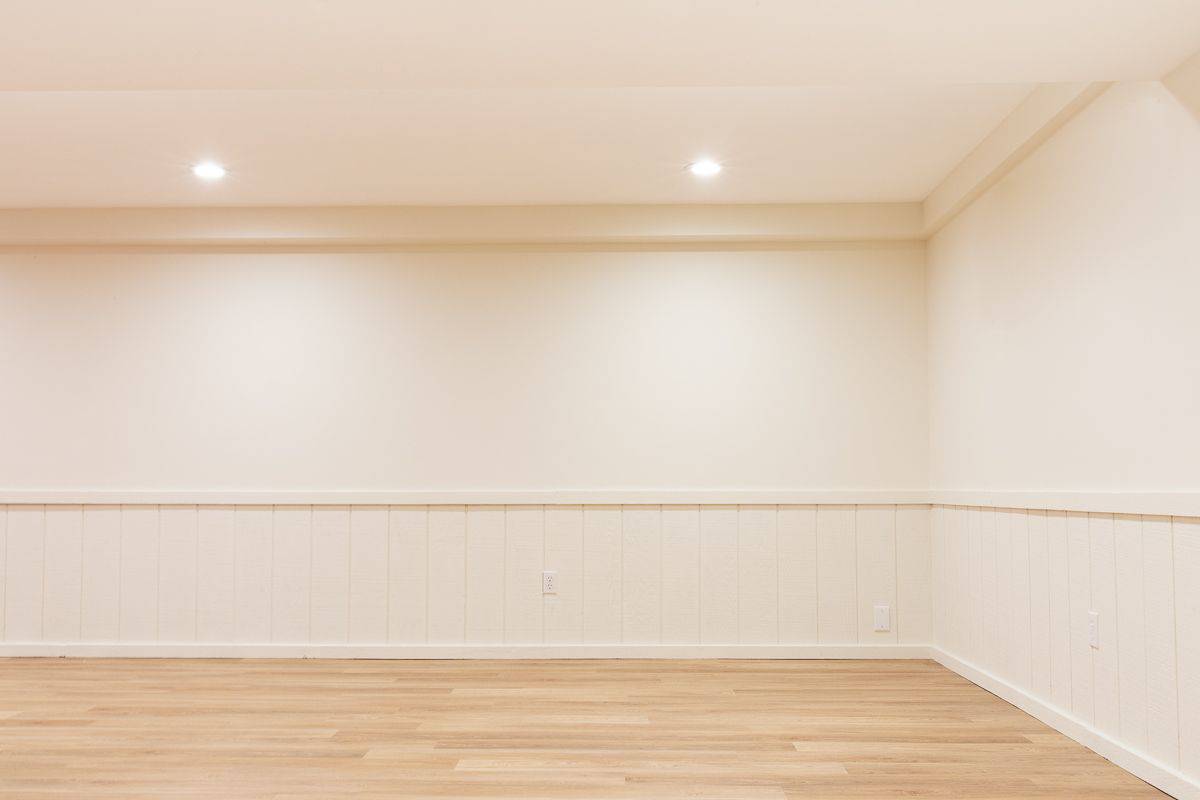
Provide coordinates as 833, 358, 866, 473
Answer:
542, 570, 557, 594
1088, 610, 1100, 648
873, 604, 891, 632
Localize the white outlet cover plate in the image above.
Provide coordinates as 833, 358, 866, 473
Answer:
873, 604, 891, 632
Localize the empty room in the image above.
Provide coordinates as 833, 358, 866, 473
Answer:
1, 2, 1199, 798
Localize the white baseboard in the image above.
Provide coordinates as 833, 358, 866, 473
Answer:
931, 648, 1198, 800
930, 490, 1200, 517
6, 490, 1197, 516
0, 642, 932, 660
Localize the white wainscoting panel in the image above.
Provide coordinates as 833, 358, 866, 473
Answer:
620, 505, 661, 645
386, 506, 427, 644
427, 506, 466, 644
896, 505, 932, 645
0, 506, 6, 640
660, 505, 700, 645
235, 505, 273, 644
932, 504, 1200, 797
1, 503, 928, 651
348, 505, 389, 644
271, 505, 312, 643
1177, 517, 1200, 779
1144, 515, 1181, 768
157, 505, 198, 643
6, 506, 46, 642
699, 505, 738, 644
43, 505, 82, 642
80, 505, 120, 641
816, 504, 857, 644
197, 506, 236, 643
777, 505, 818, 644
543, 506, 583, 644
738, 505, 779, 644
504, 505, 545, 645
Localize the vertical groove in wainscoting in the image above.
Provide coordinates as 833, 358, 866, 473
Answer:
932, 504, 1200, 790
429, 506, 434, 642
892, 506, 900, 642
776, 506, 782, 644
38, 506, 47, 642
268, 508, 275, 644
852, 506, 859, 644
1175, 519, 1186, 773
500, 507, 506, 645
694, 507, 702, 644
153, 507, 161, 642
0, 505, 5, 642
343, 508, 351, 642
77, 506, 86, 641
1139, 515, 1178, 766
657, 507, 663, 645
1176, 517, 1200, 777
623, 507, 628, 644
306, 506, 314, 644
383, 507, 390, 643
813, 505, 823, 644
542, 506, 547, 645
732, 505, 742, 642
115, 506, 123, 642
571, 510, 585, 640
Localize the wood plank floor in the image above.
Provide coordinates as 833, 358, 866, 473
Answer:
0, 658, 1166, 799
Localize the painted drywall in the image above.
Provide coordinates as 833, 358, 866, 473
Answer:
0, 246, 926, 492
932, 505, 1200, 796
927, 82, 1200, 492
924, 85, 1200, 796
0, 503, 931, 649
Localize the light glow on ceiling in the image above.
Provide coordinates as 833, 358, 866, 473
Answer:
688, 159, 722, 177
192, 161, 227, 180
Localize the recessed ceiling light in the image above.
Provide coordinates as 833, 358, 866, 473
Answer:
192, 161, 227, 180
688, 159, 722, 178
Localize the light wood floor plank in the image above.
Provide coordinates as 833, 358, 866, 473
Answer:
0, 658, 1167, 799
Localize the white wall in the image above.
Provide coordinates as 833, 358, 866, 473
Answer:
0, 503, 931, 652
926, 79, 1200, 799
927, 81, 1200, 492
0, 246, 927, 493
932, 505, 1200, 797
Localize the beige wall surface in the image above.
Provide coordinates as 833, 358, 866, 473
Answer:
932, 505, 1200, 793
0, 246, 927, 492
927, 82, 1200, 492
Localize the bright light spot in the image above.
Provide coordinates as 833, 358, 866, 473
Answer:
192, 161, 227, 180
688, 159, 722, 178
